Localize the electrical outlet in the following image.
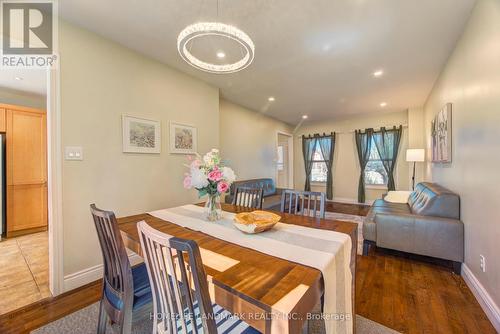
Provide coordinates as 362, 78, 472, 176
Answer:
480, 255, 486, 272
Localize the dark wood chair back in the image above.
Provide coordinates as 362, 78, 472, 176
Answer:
232, 186, 264, 209
280, 190, 326, 219
90, 204, 134, 332
137, 221, 217, 334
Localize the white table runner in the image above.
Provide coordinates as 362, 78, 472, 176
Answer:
148, 205, 353, 334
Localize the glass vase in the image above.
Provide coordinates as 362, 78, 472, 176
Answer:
205, 194, 222, 221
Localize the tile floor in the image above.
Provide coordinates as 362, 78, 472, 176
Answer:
0, 232, 50, 315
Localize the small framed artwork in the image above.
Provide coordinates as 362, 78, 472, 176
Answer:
169, 122, 197, 154
431, 103, 452, 163
122, 115, 161, 154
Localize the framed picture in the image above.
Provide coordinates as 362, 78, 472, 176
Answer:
122, 115, 161, 154
431, 103, 452, 163
169, 122, 197, 154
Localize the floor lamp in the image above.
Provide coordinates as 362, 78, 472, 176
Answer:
406, 149, 425, 190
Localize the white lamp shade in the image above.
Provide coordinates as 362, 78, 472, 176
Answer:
406, 149, 425, 162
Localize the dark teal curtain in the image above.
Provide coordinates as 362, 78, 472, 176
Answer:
302, 135, 318, 191
373, 126, 403, 191
355, 129, 373, 203
317, 133, 336, 200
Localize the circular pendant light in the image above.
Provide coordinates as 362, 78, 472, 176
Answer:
177, 22, 255, 74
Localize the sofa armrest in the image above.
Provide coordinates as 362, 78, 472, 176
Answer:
374, 213, 464, 262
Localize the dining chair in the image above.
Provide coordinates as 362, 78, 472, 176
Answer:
137, 221, 260, 334
232, 186, 264, 209
280, 190, 326, 219
90, 204, 152, 334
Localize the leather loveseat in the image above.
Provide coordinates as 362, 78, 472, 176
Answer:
363, 182, 464, 273
225, 178, 284, 211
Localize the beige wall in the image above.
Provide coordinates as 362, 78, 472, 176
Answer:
60, 22, 219, 276
0, 87, 46, 109
219, 99, 293, 183
423, 0, 500, 314
293, 111, 410, 203
407, 107, 426, 186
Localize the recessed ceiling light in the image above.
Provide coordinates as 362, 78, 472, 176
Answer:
268, 96, 275, 102
15, 77, 23, 81
302, 115, 308, 119
380, 102, 387, 107
373, 70, 384, 77
216, 51, 226, 58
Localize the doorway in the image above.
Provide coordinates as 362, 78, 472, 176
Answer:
276, 132, 293, 189
0, 68, 50, 314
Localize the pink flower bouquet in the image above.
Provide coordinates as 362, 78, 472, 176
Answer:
183, 149, 236, 197
183, 149, 236, 221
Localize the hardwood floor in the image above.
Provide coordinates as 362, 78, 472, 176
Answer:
0, 232, 50, 315
0, 281, 101, 334
357, 248, 496, 334
0, 203, 496, 334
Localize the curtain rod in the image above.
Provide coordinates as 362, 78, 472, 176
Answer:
301, 132, 335, 139
297, 124, 408, 138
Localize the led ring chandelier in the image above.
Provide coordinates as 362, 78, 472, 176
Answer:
177, 22, 255, 74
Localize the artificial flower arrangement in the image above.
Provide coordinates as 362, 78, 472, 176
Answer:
183, 149, 236, 221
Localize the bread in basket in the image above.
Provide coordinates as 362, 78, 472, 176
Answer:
233, 210, 281, 234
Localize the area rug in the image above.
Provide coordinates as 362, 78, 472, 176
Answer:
33, 212, 370, 334
325, 211, 365, 255
32, 302, 400, 334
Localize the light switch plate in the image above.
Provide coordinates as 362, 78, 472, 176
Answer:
65, 146, 83, 161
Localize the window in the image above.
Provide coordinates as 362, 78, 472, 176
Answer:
310, 141, 327, 182
364, 138, 388, 186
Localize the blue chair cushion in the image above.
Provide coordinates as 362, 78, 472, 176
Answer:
131, 263, 151, 297
104, 263, 152, 311
173, 302, 260, 334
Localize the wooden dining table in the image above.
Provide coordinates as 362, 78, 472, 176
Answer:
117, 203, 358, 334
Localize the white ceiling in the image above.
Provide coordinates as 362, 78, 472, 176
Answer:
59, 0, 476, 124
0, 68, 47, 95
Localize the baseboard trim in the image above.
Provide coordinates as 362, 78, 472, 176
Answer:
63, 253, 143, 292
461, 264, 500, 332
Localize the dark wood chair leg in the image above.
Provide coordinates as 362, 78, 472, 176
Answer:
97, 301, 108, 334
362, 240, 372, 256
452, 261, 462, 275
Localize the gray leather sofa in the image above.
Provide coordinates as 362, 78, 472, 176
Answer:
224, 178, 284, 211
363, 182, 464, 273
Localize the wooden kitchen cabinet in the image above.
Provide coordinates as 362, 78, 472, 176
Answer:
4, 105, 47, 237
0, 108, 6, 132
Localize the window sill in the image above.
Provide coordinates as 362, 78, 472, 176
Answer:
311, 181, 326, 186
365, 184, 388, 190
